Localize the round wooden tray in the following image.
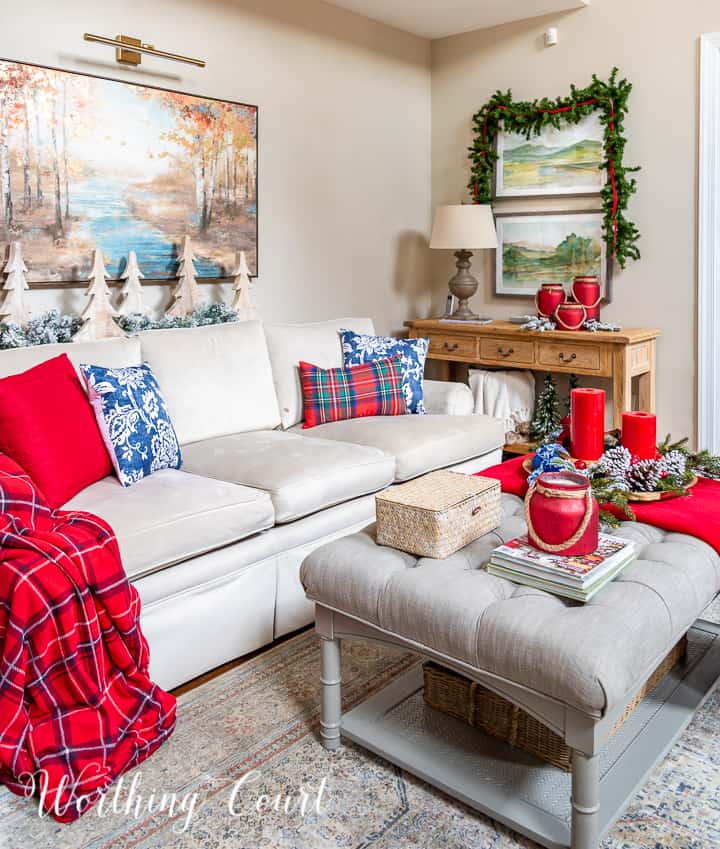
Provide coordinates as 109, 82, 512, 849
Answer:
625, 473, 698, 502
522, 455, 698, 502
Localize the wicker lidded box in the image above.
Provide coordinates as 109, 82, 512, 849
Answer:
375, 470, 501, 559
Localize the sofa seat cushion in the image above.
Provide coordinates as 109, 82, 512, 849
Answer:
293, 414, 505, 481
181, 430, 395, 523
64, 469, 275, 580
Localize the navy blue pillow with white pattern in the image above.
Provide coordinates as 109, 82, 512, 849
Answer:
340, 330, 429, 415
80, 362, 182, 487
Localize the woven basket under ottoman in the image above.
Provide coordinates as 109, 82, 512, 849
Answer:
422, 635, 688, 771
375, 470, 501, 559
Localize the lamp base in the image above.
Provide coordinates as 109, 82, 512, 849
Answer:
447, 250, 480, 321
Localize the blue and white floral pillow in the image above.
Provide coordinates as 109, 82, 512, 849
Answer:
340, 330, 429, 415
80, 362, 182, 487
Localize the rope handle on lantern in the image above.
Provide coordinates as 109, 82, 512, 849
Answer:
571, 281, 602, 309
535, 286, 564, 318
553, 304, 587, 331
523, 481, 594, 552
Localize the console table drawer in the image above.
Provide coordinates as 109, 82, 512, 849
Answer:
479, 339, 535, 365
538, 341, 601, 371
428, 334, 477, 359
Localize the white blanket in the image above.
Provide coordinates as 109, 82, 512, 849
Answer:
468, 369, 535, 435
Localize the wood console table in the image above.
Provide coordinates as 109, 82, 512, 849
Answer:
405, 319, 661, 429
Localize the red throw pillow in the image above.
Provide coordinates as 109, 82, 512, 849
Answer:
299, 356, 407, 428
0, 354, 112, 507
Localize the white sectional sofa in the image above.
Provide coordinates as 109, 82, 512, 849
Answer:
0, 317, 504, 689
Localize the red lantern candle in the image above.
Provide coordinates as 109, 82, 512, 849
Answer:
570, 388, 605, 461
536, 283, 565, 318
572, 276, 601, 321
622, 411, 657, 460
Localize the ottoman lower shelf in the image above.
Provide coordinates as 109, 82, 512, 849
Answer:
340, 621, 720, 849
422, 636, 688, 772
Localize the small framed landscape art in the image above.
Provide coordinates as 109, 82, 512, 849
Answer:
495, 113, 604, 198
495, 210, 609, 299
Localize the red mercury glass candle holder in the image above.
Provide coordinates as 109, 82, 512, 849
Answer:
622, 411, 657, 460
570, 387, 605, 461
554, 301, 587, 331
536, 283, 565, 318
572, 276, 601, 321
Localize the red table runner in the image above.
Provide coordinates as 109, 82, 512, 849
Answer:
481, 455, 720, 555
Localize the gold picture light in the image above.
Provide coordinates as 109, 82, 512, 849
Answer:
83, 33, 206, 68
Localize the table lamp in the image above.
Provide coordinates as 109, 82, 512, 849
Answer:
430, 204, 497, 321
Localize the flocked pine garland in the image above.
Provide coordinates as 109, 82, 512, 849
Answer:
0, 303, 239, 350
468, 68, 640, 267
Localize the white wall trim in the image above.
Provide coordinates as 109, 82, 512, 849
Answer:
698, 33, 720, 452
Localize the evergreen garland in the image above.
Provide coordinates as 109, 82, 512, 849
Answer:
468, 68, 640, 267
116, 302, 240, 333
0, 303, 240, 350
0, 310, 82, 349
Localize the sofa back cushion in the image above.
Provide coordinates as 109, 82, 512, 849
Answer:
138, 321, 281, 445
0, 337, 142, 380
264, 317, 375, 429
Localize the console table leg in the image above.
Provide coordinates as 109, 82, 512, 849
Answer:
320, 636, 342, 751
571, 750, 600, 849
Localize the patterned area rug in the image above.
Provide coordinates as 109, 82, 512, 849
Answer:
2, 607, 720, 849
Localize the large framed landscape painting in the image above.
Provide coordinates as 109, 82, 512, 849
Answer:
495, 113, 604, 198
0, 59, 257, 282
495, 211, 608, 297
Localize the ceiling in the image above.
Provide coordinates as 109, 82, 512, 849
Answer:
321, 0, 590, 40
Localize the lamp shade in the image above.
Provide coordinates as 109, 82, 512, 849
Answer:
429, 204, 497, 250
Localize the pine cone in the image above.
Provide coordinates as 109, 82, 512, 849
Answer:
626, 458, 663, 492
598, 446, 632, 481
660, 449, 687, 481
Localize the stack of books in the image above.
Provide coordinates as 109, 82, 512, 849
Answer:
488, 534, 636, 602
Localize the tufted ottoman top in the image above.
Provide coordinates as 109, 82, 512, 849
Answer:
300, 493, 720, 717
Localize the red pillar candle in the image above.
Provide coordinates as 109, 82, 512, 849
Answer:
570, 388, 605, 461
622, 411, 657, 460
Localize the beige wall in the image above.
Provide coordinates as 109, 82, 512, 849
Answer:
0, 0, 431, 335
431, 0, 714, 439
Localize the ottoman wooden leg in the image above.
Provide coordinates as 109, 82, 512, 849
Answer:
320, 636, 342, 751
571, 750, 600, 849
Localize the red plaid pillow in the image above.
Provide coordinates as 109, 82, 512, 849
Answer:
299, 356, 407, 428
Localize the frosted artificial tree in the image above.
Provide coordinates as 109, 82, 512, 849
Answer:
73, 249, 126, 342
0, 241, 31, 326
531, 373, 561, 442
229, 250, 258, 320
166, 235, 202, 318
119, 250, 146, 316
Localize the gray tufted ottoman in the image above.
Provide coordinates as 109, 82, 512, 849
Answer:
300, 493, 720, 849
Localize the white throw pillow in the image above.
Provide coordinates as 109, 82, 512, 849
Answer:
264, 317, 375, 429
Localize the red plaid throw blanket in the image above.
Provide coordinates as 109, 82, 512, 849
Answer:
0, 453, 176, 822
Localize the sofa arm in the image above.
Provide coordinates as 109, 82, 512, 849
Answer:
422, 379, 474, 416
